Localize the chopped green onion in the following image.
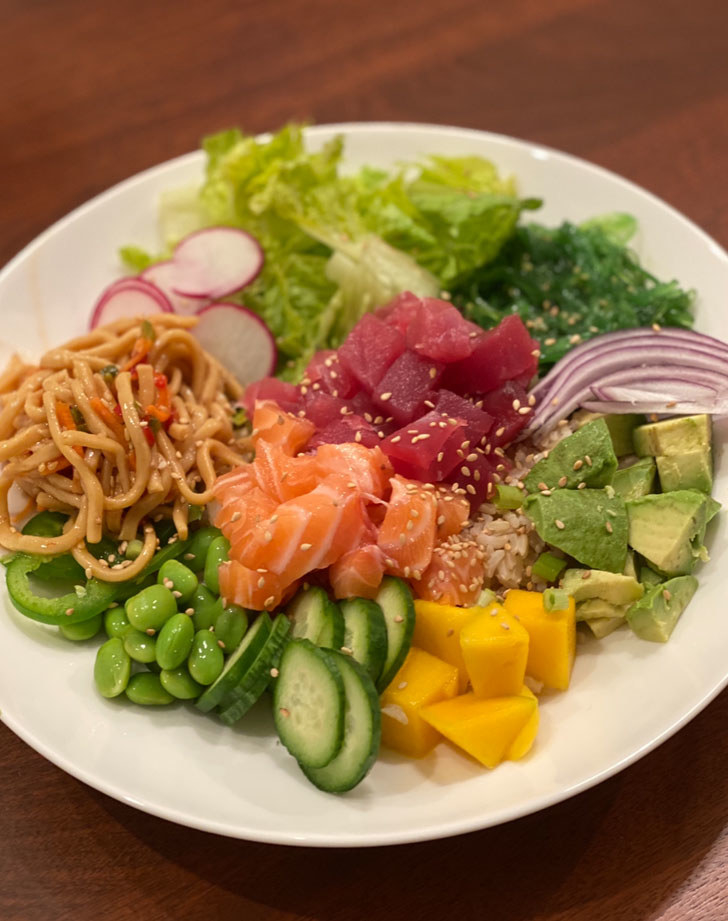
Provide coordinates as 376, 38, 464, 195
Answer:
69, 405, 88, 432
148, 416, 162, 435
125, 539, 144, 560
543, 587, 570, 612
188, 504, 204, 522
100, 364, 119, 384
493, 484, 524, 510
476, 588, 497, 607
231, 405, 248, 428
141, 319, 156, 342
531, 552, 567, 583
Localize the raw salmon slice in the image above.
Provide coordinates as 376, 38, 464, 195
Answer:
233, 474, 369, 583
252, 400, 314, 455
329, 544, 386, 600
415, 537, 486, 606
434, 486, 471, 539
315, 442, 393, 499
377, 475, 437, 580
252, 439, 321, 502
219, 559, 293, 612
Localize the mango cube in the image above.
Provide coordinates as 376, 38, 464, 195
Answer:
503, 589, 575, 691
413, 600, 477, 692
420, 689, 538, 769
380, 647, 459, 758
508, 686, 540, 760
459, 604, 529, 698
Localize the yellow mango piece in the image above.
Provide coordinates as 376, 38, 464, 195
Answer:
413, 600, 477, 692
420, 691, 537, 769
459, 604, 529, 698
380, 647, 459, 758
507, 686, 540, 760
503, 589, 576, 691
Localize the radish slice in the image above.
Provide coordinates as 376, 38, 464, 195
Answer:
192, 303, 276, 385
90, 277, 173, 329
171, 227, 264, 300
141, 261, 210, 316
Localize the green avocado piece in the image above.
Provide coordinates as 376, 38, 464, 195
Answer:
626, 490, 720, 576
639, 561, 664, 586
633, 414, 711, 457
626, 575, 698, 642
585, 615, 626, 639
524, 419, 617, 493
524, 488, 628, 573
562, 569, 644, 605
573, 411, 645, 456
576, 597, 630, 621
623, 550, 638, 580
612, 458, 656, 500
656, 449, 713, 493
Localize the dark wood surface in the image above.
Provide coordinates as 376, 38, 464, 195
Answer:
2, 0, 728, 918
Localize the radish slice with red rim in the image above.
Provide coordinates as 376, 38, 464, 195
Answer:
90, 277, 173, 329
192, 303, 276, 386
171, 227, 264, 300
141, 261, 209, 316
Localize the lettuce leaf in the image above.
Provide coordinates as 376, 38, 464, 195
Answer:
125, 124, 537, 377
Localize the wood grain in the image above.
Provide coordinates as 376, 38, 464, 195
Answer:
2, 0, 728, 918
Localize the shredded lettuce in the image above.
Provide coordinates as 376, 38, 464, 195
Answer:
123, 124, 537, 378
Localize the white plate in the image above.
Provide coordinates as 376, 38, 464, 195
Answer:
1, 123, 728, 848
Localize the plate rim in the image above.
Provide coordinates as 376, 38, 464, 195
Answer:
2, 120, 728, 847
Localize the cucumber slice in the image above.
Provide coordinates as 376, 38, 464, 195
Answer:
287, 586, 343, 649
273, 639, 345, 769
374, 577, 416, 693
217, 614, 291, 725
301, 651, 381, 793
339, 598, 387, 683
195, 613, 271, 713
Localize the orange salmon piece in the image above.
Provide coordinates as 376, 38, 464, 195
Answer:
218, 559, 291, 612
234, 474, 369, 582
329, 544, 386, 600
315, 443, 393, 499
252, 400, 314, 455
415, 538, 486, 606
216, 486, 278, 546
377, 475, 437, 580
434, 487, 471, 539
252, 439, 321, 502
212, 464, 256, 505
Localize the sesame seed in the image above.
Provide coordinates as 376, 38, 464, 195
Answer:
581, 571, 591, 580
461, 466, 471, 477
379, 392, 392, 402
605, 521, 613, 534
577, 481, 587, 489
300, 542, 312, 551
518, 406, 531, 415
146, 628, 156, 636
391, 435, 401, 443
585, 455, 592, 466
185, 607, 195, 615
172, 590, 182, 598
495, 426, 505, 438
662, 589, 672, 601
394, 615, 404, 623
257, 577, 266, 588
652, 323, 662, 331
573, 459, 583, 470
264, 595, 275, 608
340, 646, 353, 655
279, 708, 290, 718
554, 519, 565, 530
558, 475, 568, 487
270, 667, 279, 678
429, 368, 437, 379
512, 399, 521, 410
399, 533, 406, 546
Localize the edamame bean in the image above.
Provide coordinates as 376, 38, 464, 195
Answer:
125, 539, 144, 560
182, 526, 221, 574
125, 672, 174, 706
123, 629, 157, 664
59, 612, 103, 642
204, 536, 230, 595
125, 584, 177, 633
189, 585, 223, 631
214, 605, 248, 653
94, 637, 131, 698
104, 606, 133, 639
160, 666, 204, 700
188, 629, 225, 685
158, 560, 198, 604
156, 613, 195, 670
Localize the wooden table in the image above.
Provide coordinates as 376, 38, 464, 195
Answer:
2, 0, 728, 917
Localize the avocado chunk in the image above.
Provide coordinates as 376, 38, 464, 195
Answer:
623, 550, 638, 580
585, 615, 626, 639
657, 449, 713, 493
574, 410, 646, 456
633, 414, 711, 457
612, 458, 656, 500
639, 562, 664, 586
524, 488, 628, 573
626, 490, 720, 576
562, 569, 644, 605
524, 419, 617, 493
626, 575, 698, 642
574, 597, 629, 638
